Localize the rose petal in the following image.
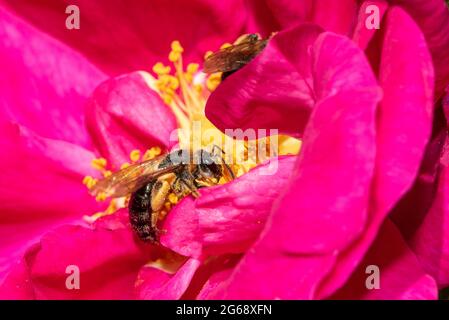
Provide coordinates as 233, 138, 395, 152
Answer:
5, 224, 151, 299
3, 0, 248, 75
392, 0, 449, 97
404, 160, 449, 288
0, 6, 106, 147
247, 0, 358, 35
207, 86, 379, 299
160, 156, 297, 257
352, 1, 388, 51
206, 30, 380, 137
331, 220, 437, 300
317, 6, 434, 298
136, 258, 201, 300
0, 122, 105, 283
205, 24, 321, 137
184, 255, 241, 300
85, 71, 178, 168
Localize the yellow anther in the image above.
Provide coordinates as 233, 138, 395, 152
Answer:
168, 193, 178, 205
152, 62, 171, 75
206, 73, 222, 92
194, 84, 203, 94
130, 150, 141, 162
220, 43, 232, 49
95, 192, 107, 202
170, 79, 179, 91
162, 94, 173, 105
156, 75, 176, 95
120, 162, 130, 170
204, 51, 213, 60
164, 202, 172, 211
91, 158, 107, 171
185, 73, 193, 83
143, 147, 162, 161
169, 41, 184, 62
187, 63, 199, 74
171, 41, 184, 53
159, 210, 168, 220
169, 51, 181, 62
103, 170, 112, 178
82, 176, 98, 189
105, 199, 117, 214
82, 175, 93, 185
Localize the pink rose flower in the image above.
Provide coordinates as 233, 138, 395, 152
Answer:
1, 0, 449, 300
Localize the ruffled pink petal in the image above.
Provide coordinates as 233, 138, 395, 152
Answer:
331, 220, 437, 300
352, 1, 388, 51
85, 72, 178, 168
160, 156, 297, 258
317, 6, 434, 298
181, 255, 241, 300
206, 29, 380, 137
392, 0, 449, 98
246, 0, 358, 36
0, 259, 34, 300
0, 122, 105, 283
207, 86, 379, 299
2, 1, 248, 75
0, 224, 151, 299
136, 258, 201, 300
403, 153, 449, 288
205, 24, 321, 137
0, 6, 106, 147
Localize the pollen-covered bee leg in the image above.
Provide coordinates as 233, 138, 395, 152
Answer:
150, 180, 171, 212
150, 211, 160, 235
148, 179, 171, 239
170, 177, 185, 199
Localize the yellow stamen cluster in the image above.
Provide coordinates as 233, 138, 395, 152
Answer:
130, 150, 141, 162
206, 73, 222, 92
82, 37, 302, 228
169, 40, 184, 62
82, 147, 164, 222
143, 146, 162, 161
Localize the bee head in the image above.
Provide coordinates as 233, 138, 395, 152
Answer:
193, 149, 222, 181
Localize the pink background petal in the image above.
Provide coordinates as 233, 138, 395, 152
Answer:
137, 258, 201, 300
85, 72, 178, 168
161, 156, 297, 257
1, 0, 248, 75
0, 122, 105, 284
23, 225, 149, 299
208, 86, 379, 299
332, 220, 437, 300
0, 6, 106, 148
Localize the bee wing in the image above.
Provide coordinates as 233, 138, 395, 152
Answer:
90, 154, 180, 198
203, 39, 267, 74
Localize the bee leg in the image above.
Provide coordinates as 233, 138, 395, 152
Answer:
178, 175, 200, 198
150, 180, 171, 212
171, 177, 185, 199
148, 179, 172, 239
150, 211, 160, 236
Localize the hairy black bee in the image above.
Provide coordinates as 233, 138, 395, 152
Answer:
203, 33, 269, 80
90, 147, 234, 243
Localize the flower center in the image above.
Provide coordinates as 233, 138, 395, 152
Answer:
82, 38, 301, 223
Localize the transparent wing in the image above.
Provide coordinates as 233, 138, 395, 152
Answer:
90, 154, 180, 198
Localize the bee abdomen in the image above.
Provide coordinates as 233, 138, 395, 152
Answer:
129, 181, 157, 242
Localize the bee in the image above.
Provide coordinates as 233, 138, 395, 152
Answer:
204, 33, 270, 80
90, 147, 234, 243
